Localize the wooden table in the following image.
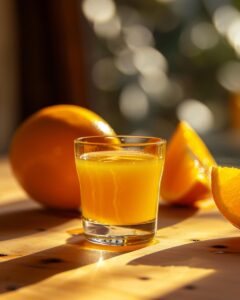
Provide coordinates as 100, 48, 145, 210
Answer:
0, 158, 239, 300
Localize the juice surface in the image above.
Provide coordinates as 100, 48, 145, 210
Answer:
75, 150, 163, 225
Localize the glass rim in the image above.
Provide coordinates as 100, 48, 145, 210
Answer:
74, 135, 166, 147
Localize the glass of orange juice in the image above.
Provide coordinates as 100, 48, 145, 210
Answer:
74, 135, 166, 246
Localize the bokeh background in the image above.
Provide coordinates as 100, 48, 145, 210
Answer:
1, 0, 240, 164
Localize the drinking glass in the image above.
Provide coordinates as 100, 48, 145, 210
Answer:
74, 135, 166, 246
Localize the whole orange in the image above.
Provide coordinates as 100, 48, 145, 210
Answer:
10, 105, 116, 209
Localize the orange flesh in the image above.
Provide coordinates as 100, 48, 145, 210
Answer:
212, 166, 240, 228
75, 150, 164, 225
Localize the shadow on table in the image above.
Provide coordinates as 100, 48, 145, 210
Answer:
157, 203, 198, 230
0, 235, 122, 294
0, 200, 80, 241
0, 199, 198, 242
0, 201, 200, 294
128, 236, 240, 299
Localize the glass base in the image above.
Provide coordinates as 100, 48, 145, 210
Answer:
82, 218, 156, 246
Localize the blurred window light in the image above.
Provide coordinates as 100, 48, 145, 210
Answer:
172, 0, 199, 18
213, 5, 240, 35
82, 0, 115, 23
156, 10, 180, 33
130, 129, 152, 136
94, 15, 121, 39
92, 58, 121, 91
217, 61, 240, 93
119, 84, 149, 120
107, 37, 126, 55
179, 28, 201, 57
146, 79, 183, 107
208, 100, 227, 129
177, 99, 214, 133
133, 47, 168, 76
123, 25, 154, 50
118, 5, 142, 27
159, 80, 183, 107
227, 19, 240, 56
155, 0, 175, 4
114, 49, 137, 75
202, 1, 224, 14
191, 22, 219, 50
139, 71, 169, 98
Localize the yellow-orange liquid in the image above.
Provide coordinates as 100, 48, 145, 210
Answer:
75, 150, 163, 225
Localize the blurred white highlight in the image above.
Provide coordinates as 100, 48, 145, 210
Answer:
218, 61, 240, 93
133, 47, 168, 76
82, 0, 116, 23
119, 85, 149, 120
177, 99, 214, 133
94, 15, 121, 39
191, 22, 218, 50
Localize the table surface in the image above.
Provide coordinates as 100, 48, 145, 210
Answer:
0, 158, 240, 300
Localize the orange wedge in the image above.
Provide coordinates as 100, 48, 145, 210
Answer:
160, 121, 216, 205
212, 166, 240, 228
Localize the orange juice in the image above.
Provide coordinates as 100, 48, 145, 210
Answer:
75, 150, 163, 225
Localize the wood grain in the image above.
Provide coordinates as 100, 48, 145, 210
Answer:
0, 159, 239, 299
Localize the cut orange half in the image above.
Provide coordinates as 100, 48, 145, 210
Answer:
160, 121, 216, 205
212, 166, 240, 228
